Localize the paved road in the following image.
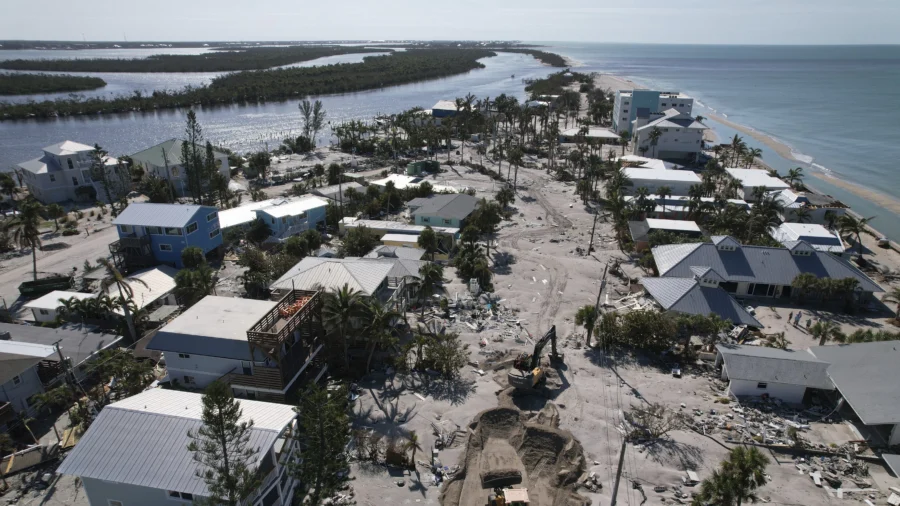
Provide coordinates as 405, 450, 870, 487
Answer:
0, 226, 118, 312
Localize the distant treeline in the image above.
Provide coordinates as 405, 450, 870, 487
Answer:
0, 73, 106, 95
0, 46, 389, 73
495, 48, 568, 67
525, 70, 593, 96
0, 49, 496, 120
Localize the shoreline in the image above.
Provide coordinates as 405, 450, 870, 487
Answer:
590, 71, 900, 246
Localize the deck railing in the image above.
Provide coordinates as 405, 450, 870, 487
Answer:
247, 289, 320, 351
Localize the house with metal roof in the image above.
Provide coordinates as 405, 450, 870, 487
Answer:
311, 181, 364, 203
254, 196, 328, 240
340, 217, 458, 252
23, 290, 96, 324
16, 140, 122, 204
641, 274, 762, 328
632, 109, 708, 162
56, 388, 299, 506
102, 265, 178, 315
770, 223, 847, 256
715, 344, 833, 404
111, 203, 222, 270
628, 219, 702, 252
652, 235, 882, 301
768, 188, 848, 225
0, 340, 57, 422
558, 126, 621, 144
808, 341, 900, 446
725, 168, 790, 200
130, 139, 230, 198
408, 193, 479, 228
271, 256, 424, 302
0, 322, 122, 381
365, 245, 427, 261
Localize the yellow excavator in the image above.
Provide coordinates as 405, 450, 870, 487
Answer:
488, 487, 530, 505
507, 326, 562, 389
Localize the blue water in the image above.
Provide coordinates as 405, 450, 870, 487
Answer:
541, 42, 900, 239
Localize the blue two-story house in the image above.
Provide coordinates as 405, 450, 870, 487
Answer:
407, 193, 479, 228
111, 203, 222, 271
254, 196, 329, 241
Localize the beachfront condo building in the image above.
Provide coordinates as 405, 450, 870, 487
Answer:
16, 141, 124, 205
631, 109, 708, 162
613, 90, 694, 134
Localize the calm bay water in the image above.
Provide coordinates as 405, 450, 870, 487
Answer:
1, 43, 898, 239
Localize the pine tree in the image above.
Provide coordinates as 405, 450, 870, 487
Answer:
291, 383, 350, 505
187, 382, 260, 506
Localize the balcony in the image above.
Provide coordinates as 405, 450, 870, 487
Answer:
109, 233, 150, 253
248, 290, 321, 351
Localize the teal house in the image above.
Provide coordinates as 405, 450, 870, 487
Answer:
407, 194, 478, 228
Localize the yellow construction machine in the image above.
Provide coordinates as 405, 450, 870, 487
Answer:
507, 325, 562, 389
488, 487, 530, 506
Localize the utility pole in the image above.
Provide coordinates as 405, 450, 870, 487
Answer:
588, 263, 608, 348
610, 438, 627, 506
587, 206, 600, 255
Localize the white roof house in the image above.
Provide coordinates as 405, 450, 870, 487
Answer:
370, 174, 421, 190
104, 265, 178, 313
725, 168, 790, 199
56, 389, 297, 501
256, 196, 328, 219
645, 218, 701, 234
24, 291, 95, 311
618, 155, 684, 171
769, 223, 846, 255
381, 233, 421, 245
559, 127, 621, 143
0, 340, 57, 385
623, 168, 701, 196
218, 199, 283, 230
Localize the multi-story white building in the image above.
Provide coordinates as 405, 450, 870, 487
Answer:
16, 141, 121, 204
632, 109, 708, 162
57, 389, 300, 506
612, 90, 694, 134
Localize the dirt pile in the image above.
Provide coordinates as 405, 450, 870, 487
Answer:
440, 394, 589, 506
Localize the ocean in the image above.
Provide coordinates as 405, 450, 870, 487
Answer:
542, 43, 900, 239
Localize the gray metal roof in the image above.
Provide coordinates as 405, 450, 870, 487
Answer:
147, 296, 276, 361
808, 341, 900, 424
652, 238, 882, 292
365, 245, 427, 260
56, 389, 295, 496
641, 277, 762, 327
0, 341, 57, 384
410, 194, 478, 221
0, 323, 121, 369
882, 454, 900, 477
270, 257, 401, 295
114, 203, 214, 228
130, 139, 226, 168
717, 344, 833, 389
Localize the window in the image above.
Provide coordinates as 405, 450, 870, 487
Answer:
207, 211, 217, 222
209, 227, 220, 239
72, 177, 79, 186
757, 382, 768, 389
422, 217, 430, 223
165, 227, 182, 236
39, 309, 49, 315
443, 219, 452, 225
178, 353, 191, 359
12, 375, 21, 385
49, 174, 56, 182
185, 222, 198, 235
119, 225, 132, 234
147, 226, 162, 235
183, 376, 196, 385
623, 109, 629, 113
109, 501, 124, 506
67, 159, 74, 169
159, 244, 173, 252
167, 491, 194, 501
661, 102, 667, 106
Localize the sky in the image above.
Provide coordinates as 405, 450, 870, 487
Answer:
3, 0, 899, 45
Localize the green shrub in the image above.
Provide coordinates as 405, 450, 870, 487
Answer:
62, 229, 80, 236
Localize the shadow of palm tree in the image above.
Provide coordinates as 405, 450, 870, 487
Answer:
643, 439, 704, 470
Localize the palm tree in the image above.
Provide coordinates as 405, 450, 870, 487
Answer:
45, 203, 66, 231
633, 186, 651, 219
695, 446, 770, 506
648, 127, 662, 158
694, 115, 706, 123
823, 210, 839, 230
793, 207, 812, 223
786, 167, 804, 189
403, 431, 423, 469
0, 173, 19, 211
618, 131, 630, 155
657, 186, 672, 217
98, 258, 147, 342
8, 199, 44, 281
883, 287, 900, 322
361, 299, 401, 372
810, 320, 845, 346
575, 305, 597, 346
322, 284, 366, 372
728, 134, 746, 167
839, 214, 875, 260
416, 263, 445, 317
744, 148, 762, 168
